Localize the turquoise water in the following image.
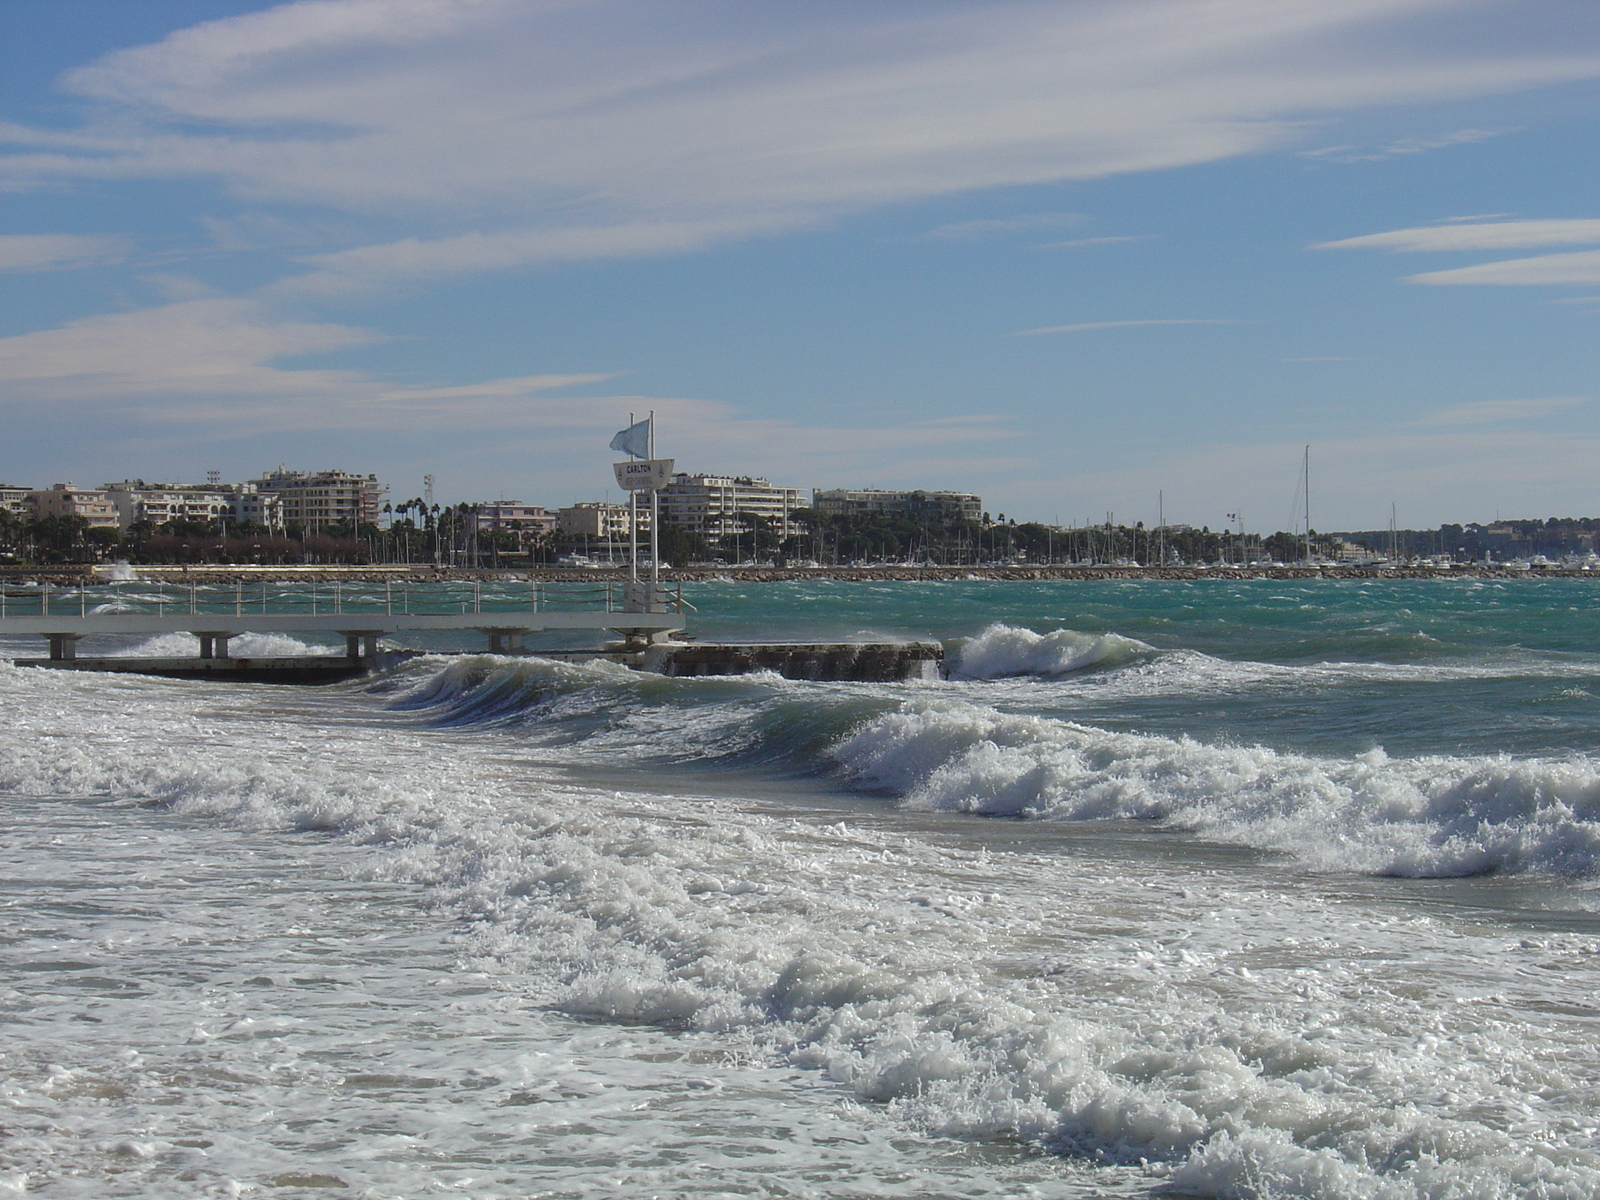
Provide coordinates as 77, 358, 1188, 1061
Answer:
5, 577, 1600, 1197
680, 577, 1600, 756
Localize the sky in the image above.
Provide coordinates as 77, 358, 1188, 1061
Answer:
2, 0, 1598, 532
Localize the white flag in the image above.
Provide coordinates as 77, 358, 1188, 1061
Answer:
609, 418, 650, 459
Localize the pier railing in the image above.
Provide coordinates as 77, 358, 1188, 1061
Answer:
0, 578, 686, 619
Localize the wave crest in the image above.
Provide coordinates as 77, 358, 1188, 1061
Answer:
948, 624, 1152, 679
831, 700, 1600, 877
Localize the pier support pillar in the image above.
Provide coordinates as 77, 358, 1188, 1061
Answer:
46, 633, 83, 661
196, 633, 232, 659
482, 629, 525, 655
340, 631, 381, 660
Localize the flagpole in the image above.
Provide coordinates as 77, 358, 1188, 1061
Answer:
649, 411, 660, 604
628, 411, 638, 588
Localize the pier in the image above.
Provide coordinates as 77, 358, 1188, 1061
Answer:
1, 579, 684, 682
0, 578, 940, 683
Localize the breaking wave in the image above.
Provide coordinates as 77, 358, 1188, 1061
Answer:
947, 623, 1153, 678
832, 698, 1600, 877
381, 654, 1600, 879
3, 658, 1598, 1199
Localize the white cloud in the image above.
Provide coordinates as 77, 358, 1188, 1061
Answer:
0, 298, 378, 399
1298, 127, 1504, 163
1015, 319, 1245, 335
3, 0, 1596, 260
1320, 219, 1600, 252
0, 297, 1021, 484
0, 233, 128, 271
1414, 396, 1590, 425
1406, 250, 1600, 285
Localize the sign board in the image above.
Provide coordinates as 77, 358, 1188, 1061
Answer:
613, 458, 674, 491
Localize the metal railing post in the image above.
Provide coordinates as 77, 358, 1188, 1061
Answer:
42, 582, 49, 618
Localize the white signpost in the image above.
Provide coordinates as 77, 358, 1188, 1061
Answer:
612, 458, 674, 491
608, 414, 669, 611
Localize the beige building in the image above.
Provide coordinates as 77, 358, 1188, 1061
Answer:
28, 484, 119, 528
659, 474, 802, 539
557, 502, 647, 540
475, 501, 558, 537
252, 469, 384, 531
812, 488, 982, 522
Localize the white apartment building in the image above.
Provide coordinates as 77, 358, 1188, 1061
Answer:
557, 502, 647, 540
100, 481, 285, 532
659, 474, 802, 539
103, 481, 229, 531
252, 469, 385, 531
227, 484, 284, 531
812, 488, 983, 522
28, 484, 119, 528
0, 486, 31, 516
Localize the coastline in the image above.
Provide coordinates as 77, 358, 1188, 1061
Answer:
4, 562, 1596, 585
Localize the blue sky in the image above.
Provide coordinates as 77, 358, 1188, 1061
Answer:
2, 0, 1598, 531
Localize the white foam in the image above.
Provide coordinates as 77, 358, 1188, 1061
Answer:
949, 623, 1152, 678
4, 663, 1600, 1198
104, 631, 340, 657
831, 698, 1600, 878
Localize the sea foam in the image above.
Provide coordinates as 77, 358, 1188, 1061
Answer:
832, 698, 1600, 878
3, 661, 1600, 1198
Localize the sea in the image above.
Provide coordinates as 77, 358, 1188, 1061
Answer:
3, 576, 1600, 1199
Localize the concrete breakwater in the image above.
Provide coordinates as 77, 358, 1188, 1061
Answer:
4, 563, 1598, 586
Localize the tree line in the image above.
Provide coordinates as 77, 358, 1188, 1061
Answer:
6, 502, 1597, 567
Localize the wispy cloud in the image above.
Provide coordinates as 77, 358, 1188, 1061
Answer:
927, 213, 1086, 239
1299, 128, 1505, 164
1037, 235, 1154, 249
2, 1, 1596, 270
276, 215, 809, 295
1414, 396, 1590, 426
1406, 250, 1600, 286
0, 233, 128, 271
1320, 219, 1600, 253
1015, 319, 1245, 336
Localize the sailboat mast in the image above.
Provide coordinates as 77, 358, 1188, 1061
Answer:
1303, 445, 1311, 565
